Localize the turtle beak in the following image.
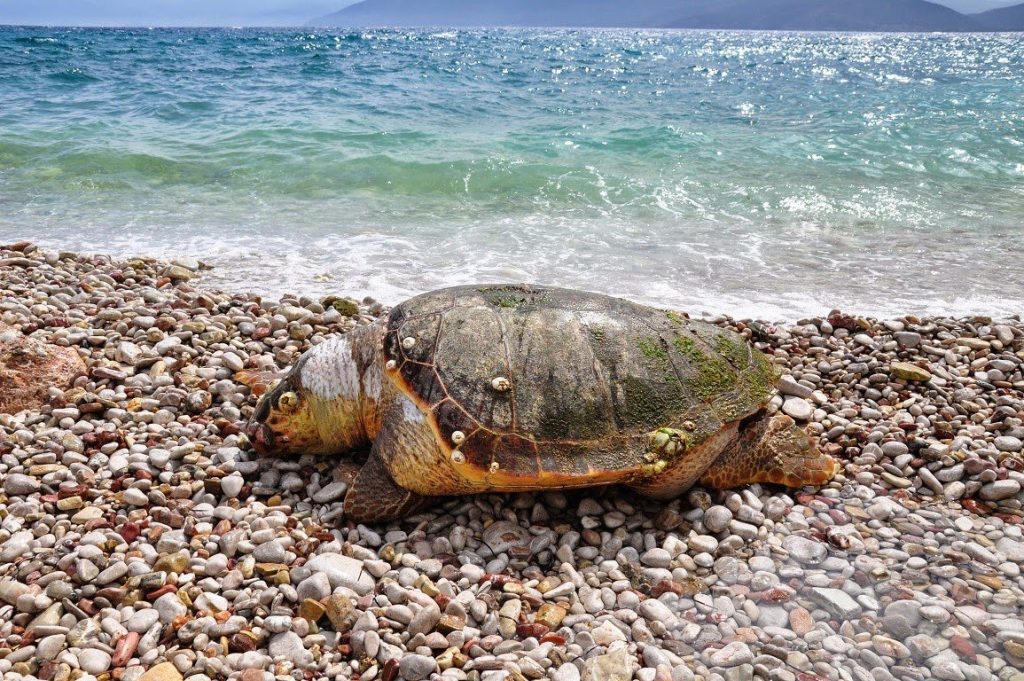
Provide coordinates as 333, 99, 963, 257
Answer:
245, 419, 274, 455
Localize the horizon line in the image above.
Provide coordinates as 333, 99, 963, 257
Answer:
1, 22, 1022, 33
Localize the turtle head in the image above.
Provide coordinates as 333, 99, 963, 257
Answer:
245, 337, 371, 456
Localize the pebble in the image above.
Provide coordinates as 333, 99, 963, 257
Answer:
482, 520, 531, 553
994, 435, 1022, 452
128, 608, 161, 633
703, 505, 733, 533
139, 663, 184, 681
221, 474, 244, 498
554, 663, 581, 681
979, 479, 1020, 501
781, 397, 813, 421
78, 649, 112, 674
3, 473, 40, 495
811, 587, 862, 619
782, 535, 826, 564
400, 654, 437, 680
312, 480, 348, 502
268, 631, 312, 665
707, 641, 754, 667
640, 548, 672, 568
304, 554, 374, 595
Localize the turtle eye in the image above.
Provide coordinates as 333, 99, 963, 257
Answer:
277, 392, 299, 413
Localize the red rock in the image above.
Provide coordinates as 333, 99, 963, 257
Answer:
120, 522, 142, 543
381, 659, 399, 681
950, 635, 977, 661
650, 580, 685, 597
0, 323, 87, 415
145, 585, 177, 600
112, 631, 140, 667
751, 587, 793, 603
789, 606, 814, 636
240, 670, 263, 681
516, 622, 549, 639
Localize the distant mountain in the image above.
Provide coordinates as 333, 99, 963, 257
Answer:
972, 1, 1024, 28
311, 0, 985, 31
312, 0, 688, 29
934, 0, 1020, 15
662, 0, 979, 31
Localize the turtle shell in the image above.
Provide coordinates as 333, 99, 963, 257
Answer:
383, 284, 777, 485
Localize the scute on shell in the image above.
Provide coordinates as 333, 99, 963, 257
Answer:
383, 284, 777, 478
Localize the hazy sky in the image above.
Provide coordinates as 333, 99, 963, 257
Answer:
0, 0, 357, 27
0, 0, 1017, 25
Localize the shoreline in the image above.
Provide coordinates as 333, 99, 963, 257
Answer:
6, 239, 1024, 329
1, 242, 1023, 681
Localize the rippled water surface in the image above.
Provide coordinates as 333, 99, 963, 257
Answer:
1, 27, 1022, 319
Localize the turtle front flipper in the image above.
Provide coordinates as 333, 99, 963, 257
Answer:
699, 414, 838, 489
344, 445, 432, 523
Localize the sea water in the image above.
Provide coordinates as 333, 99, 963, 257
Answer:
1, 26, 1022, 319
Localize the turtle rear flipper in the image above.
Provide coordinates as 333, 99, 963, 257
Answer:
344, 445, 431, 523
699, 414, 837, 489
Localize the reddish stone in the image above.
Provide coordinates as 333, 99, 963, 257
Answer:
36, 661, 58, 681
59, 485, 88, 499
789, 607, 814, 636
486, 574, 520, 586
112, 631, 140, 667
0, 323, 87, 415
962, 498, 992, 514
516, 623, 549, 639
750, 588, 792, 603
96, 587, 126, 604
231, 633, 258, 653
381, 659, 399, 681
540, 633, 566, 645
120, 522, 141, 543
650, 580, 685, 597
145, 585, 177, 600
950, 635, 977, 661
798, 674, 829, 681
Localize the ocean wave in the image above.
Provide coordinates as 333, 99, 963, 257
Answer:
1, 27, 1022, 319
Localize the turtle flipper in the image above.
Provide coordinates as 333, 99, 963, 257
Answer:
344, 445, 431, 523
699, 414, 838, 489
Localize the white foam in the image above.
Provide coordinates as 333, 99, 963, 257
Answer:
8, 196, 1024, 324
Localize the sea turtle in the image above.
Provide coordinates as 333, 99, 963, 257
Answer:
245, 284, 837, 522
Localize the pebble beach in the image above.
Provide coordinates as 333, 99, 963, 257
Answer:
1, 242, 1023, 681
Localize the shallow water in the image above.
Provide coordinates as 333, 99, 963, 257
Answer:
1, 27, 1022, 319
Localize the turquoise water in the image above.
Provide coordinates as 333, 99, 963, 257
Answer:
1, 27, 1022, 319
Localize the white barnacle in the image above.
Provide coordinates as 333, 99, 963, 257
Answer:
451, 450, 466, 464
683, 421, 696, 431
489, 461, 500, 473
402, 336, 416, 349
385, 359, 398, 371
490, 376, 511, 392
451, 430, 466, 445
301, 337, 360, 400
